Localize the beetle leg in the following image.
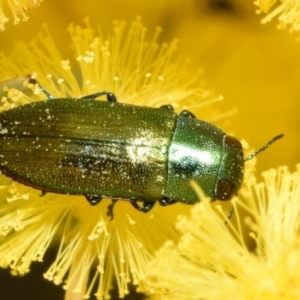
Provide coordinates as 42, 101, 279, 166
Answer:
106, 198, 118, 220
179, 110, 196, 119
79, 91, 117, 103
160, 104, 174, 111
27, 76, 117, 104
158, 197, 178, 206
27, 76, 55, 100
85, 195, 103, 206
130, 200, 155, 213
40, 190, 47, 197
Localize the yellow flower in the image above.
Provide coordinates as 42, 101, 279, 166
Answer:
0, 0, 43, 30
0, 18, 218, 299
255, 0, 300, 32
146, 165, 300, 299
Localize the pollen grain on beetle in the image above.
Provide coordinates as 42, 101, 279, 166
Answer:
0, 19, 216, 299
146, 165, 300, 299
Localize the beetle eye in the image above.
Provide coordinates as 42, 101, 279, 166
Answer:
224, 135, 243, 149
216, 179, 237, 200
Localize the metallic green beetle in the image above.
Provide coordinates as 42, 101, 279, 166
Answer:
0, 78, 282, 215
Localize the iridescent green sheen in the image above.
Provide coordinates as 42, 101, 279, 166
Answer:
166, 115, 244, 203
0, 98, 244, 205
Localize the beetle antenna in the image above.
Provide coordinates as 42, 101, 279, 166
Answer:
224, 205, 234, 226
244, 134, 284, 161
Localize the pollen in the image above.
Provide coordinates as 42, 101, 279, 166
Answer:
61, 60, 71, 71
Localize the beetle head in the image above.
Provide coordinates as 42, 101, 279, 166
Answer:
216, 135, 244, 201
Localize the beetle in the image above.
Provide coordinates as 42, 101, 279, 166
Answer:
0, 77, 283, 217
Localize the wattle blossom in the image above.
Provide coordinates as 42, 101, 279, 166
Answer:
146, 165, 300, 299
0, 18, 218, 299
